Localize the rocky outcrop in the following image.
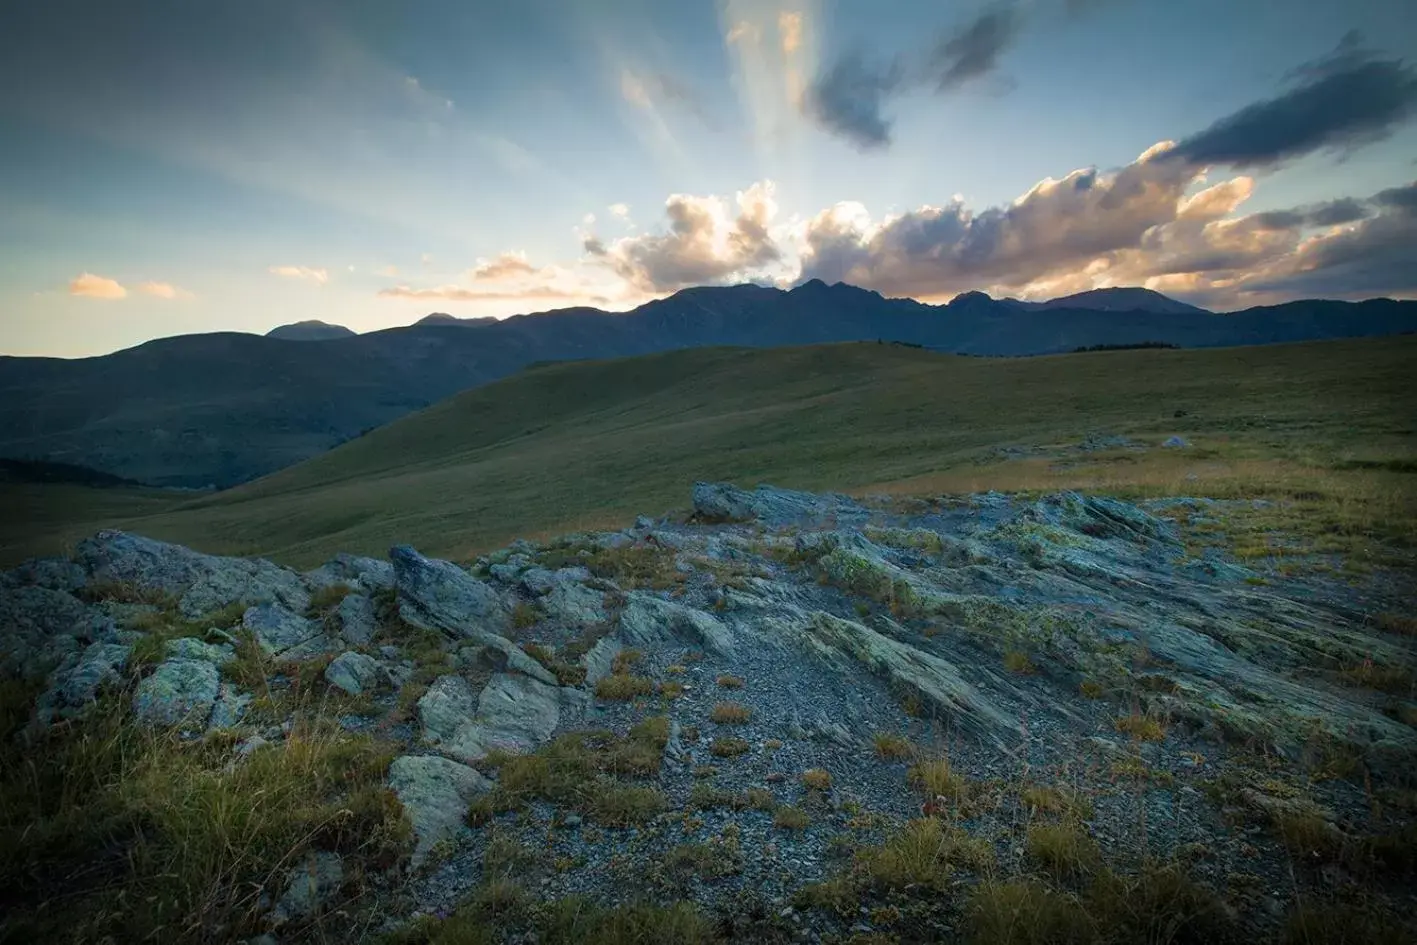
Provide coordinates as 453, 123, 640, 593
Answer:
0, 584, 115, 677
34, 641, 131, 724
391, 545, 554, 685
243, 603, 331, 659
74, 530, 310, 617
304, 553, 395, 593
387, 754, 492, 865
692, 481, 867, 529
418, 672, 581, 764
335, 593, 378, 646
133, 658, 220, 728
324, 651, 389, 696
618, 593, 734, 655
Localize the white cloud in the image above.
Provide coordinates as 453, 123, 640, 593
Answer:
135, 281, 194, 300
268, 265, 330, 285
609, 203, 631, 218
68, 272, 127, 299
470, 251, 539, 282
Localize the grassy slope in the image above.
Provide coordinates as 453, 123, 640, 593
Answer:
2, 337, 1414, 569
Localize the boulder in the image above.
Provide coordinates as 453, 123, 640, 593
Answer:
209, 683, 252, 730
75, 530, 310, 617
165, 636, 235, 665
390, 545, 554, 685
34, 641, 131, 724
7, 557, 87, 592
243, 603, 327, 658
324, 651, 389, 696
581, 636, 624, 687
541, 581, 608, 627
618, 594, 734, 655
303, 553, 395, 593
133, 658, 220, 728
270, 851, 344, 926
387, 754, 492, 865
335, 593, 378, 646
691, 481, 866, 529
434, 673, 577, 764
418, 675, 479, 745
0, 584, 117, 677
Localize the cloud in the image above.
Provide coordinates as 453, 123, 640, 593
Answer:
778, 12, 804, 55
135, 281, 194, 300
798, 142, 1200, 295
609, 203, 630, 218
69, 272, 128, 299
1167, 33, 1417, 168
471, 251, 538, 281
583, 236, 608, 256
804, 4, 1022, 148
591, 181, 785, 292
802, 51, 903, 149
726, 21, 760, 46
619, 69, 719, 130
268, 265, 329, 285
924, 3, 1022, 92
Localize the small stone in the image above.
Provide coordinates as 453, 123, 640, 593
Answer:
324, 651, 388, 696
270, 850, 343, 926
561, 813, 583, 829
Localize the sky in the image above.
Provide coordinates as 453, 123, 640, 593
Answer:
2, 0, 1415, 357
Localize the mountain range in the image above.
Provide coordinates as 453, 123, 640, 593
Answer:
2, 282, 1413, 488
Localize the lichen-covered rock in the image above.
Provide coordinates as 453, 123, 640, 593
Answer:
270, 851, 343, 926
581, 635, 624, 687
387, 754, 491, 865
324, 651, 389, 696
74, 530, 310, 617
34, 641, 131, 724
391, 545, 512, 635
335, 593, 378, 646
418, 675, 479, 745
209, 683, 251, 730
0, 584, 115, 677
164, 636, 235, 665
618, 594, 734, 655
434, 673, 580, 764
390, 545, 554, 685
7, 557, 87, 593
132, 658, 219, 728
692, 481, 864, 528
303, 553, 395, 593
243, 603, 326, 657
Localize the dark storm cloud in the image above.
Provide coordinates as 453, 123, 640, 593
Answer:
803, 3, 1022, 149
1252, 197, 1371, 230
801, 52, 905, 149
925, 4, 1023, 91
1167, 34, 1417, 168
1373, 180, 1417, 212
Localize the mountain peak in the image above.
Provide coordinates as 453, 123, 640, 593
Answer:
265, 320, 355, 341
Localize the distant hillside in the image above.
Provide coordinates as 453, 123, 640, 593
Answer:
0, 457, 140, 487
1, 282, 1413, 487
265, 320, 356, 341
3, 335, 1411, 568
1005, 287, 1211, 315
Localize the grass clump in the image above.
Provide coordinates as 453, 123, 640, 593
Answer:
520, 643, 588, 688
1337, 658, 1413, 695
662, 841, 741, 881
709, 737, 750, 758
1079, 679, 1105, 699
688, 782, 736, 810
588, 784, 667, 826
307, 582, 353, 614
873, 732, 914, 760
1025, 822, 1102, 879
1115, 711, 1167, 742
908, 758, 968, 803
967, 879, 1094, 945
801, 768, 833, 791
1374, 612, 1417, 637
584, 545, 685, 591
858, 818, 993, 891
1020, 784, 1094, 820
774, 807, 811, 831
0, 702, 408, 942
511, 601, 541, 630
744, 787, 777, 811
715, 674, 744, 689
1003, 650, 1037, 674
540, 897, 719, 945
594, 674, 656, 701
709, 701, 752, 724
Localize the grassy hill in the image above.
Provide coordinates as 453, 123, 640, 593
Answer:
3, 337, 1415, 569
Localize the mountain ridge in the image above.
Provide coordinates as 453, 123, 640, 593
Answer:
1, 282, 1413, 488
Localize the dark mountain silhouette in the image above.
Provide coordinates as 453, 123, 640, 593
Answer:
1003, 287, 1211, 315
1, 283, 1413, 488
265, 320, 357, 341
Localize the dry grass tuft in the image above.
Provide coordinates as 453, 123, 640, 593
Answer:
709, 737, 751, 758
773, 806, 811, 831
1115, 710, 1167, 742
709, 701, 752, 724
873, 732, 915, 760
715, 674, 744, 689
801, 768, 833, 791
